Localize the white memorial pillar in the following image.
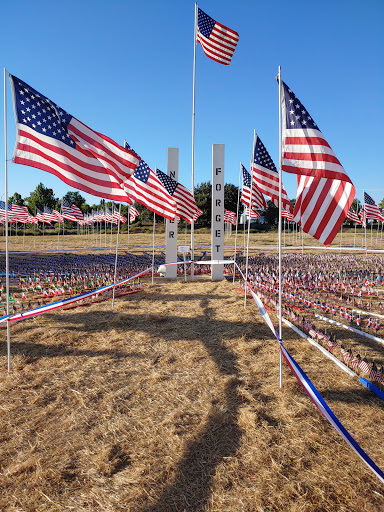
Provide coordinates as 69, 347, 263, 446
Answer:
166, 148, 179, 279
211, 144, 224, 281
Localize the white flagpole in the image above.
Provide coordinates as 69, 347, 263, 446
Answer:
4, 68, 11, 372
233, 162, 241, 283
152, 211, 156, 285
191, 2, 198, 280
112, 203, 122, 310
127, 206, 130, 248
245, 146, 256, 310
278, 65, 283, 388
364, 190, 367, 253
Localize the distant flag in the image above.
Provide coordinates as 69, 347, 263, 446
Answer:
196, 7, 239, 65
51, 209, 64, 223
359, 208, 367, 228
251, 131, 292, 213
112, 208, 127, 224
156, 169, 200, 224
129, 206, 139, 224
0, 201, 13, 222
224, 209, 237, 225
104, 206, 114, 223
281, 81, 355, 247
363, 192, 384, 222
123, 143, 176, 221
244, 207, 260, 219
241, 165, 267, 210
43, 206, 58, 224
61, 198, 83, 223
36, 208, 50, 224
10, 74, 140, 202
346, 207, 361, 224
281, 210, 294, 222
10, 204, 29, 222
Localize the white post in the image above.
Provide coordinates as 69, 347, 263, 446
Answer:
233, 162, 241, 283
4, 68, 11, 372
127, 206, 130, 248
278, 65, 283, 388
166, 149, 179, 279
211, 144, 224, 281
112, 203, 122, 309
190, 2, 198, 279
152, 212, 156, 285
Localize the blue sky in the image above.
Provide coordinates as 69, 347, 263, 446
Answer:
1, 0, 383, 207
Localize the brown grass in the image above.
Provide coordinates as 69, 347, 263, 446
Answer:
1, 274, 384, 511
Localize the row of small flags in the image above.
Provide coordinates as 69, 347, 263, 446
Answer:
0, 200, 139, 226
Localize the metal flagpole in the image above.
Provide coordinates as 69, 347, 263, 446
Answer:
127, 206, 130, 248
233, 162, 241, 283
4, 68, 11, 372
245, 150, 256, 310
278, 65, 283, 388
191, 1, 198, 280
152, 212, 156, 285
112, 203, 122, 309
364, 190, 367, 253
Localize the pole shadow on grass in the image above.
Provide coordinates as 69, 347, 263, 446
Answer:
140, 293, 242, 512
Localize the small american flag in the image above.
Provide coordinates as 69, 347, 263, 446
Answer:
10, 75, 140, 202
346, 207, 361, 224
112, 208, 127, 224
129, 206, 139, 224
196, 7, 239, 66
241, 165, 266, 210
351, 354, 361, 370
364, 192, 384, 222
358, 357, 371, 375
156, 169, 200, 224
43, 206, 58, 223
62, 198, 83, 222
340, 346, 352, 364
281, 81, 355, 247
224, 209, 237, 225
244, 207, 260, 219
282, 210, 294, 222
251, 131, 292, 213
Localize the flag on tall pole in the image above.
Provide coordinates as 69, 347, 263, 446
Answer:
10, 74, 140, 202
224, 209, 237, 225
61, 198, 83, 223
196, 7, 239, 65
281, 81, 355, 246
251, 130, 292, 212
346, 207, 361, 224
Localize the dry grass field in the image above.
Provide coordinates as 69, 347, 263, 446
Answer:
0, 232, 384, 511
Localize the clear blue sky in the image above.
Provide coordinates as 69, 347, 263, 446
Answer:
1, 0, 383, 207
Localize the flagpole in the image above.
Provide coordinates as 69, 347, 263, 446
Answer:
233, 162, 241, 283
191, 1, 198, 280
127, 206, 130, 248
364, 190, 367, 254
278, 65, 283, 388
152, 212, 156, 285
4, 67, 11, 372
112, 203, 122, 310
245, 146, 256, 310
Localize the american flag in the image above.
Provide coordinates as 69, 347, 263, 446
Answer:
281, 81, 355, 247
358, 357, 371, 375
62, 197, 83, 223
10, 75, 140, 202
129, 206, 139, 224
104, 207, 114, 223
340, 345, 352, 364
51, 209, 64, 223
346, 207, 361, 224
364, 192, 384, 222
156, 169, 200, 223
111, 208, 127, 224
43, 206, 58, 223
196, 7, 239, 66
251, 131, 292, 213
10, 204, 29, 221
358, 208, 367, 228
0, 202, 13, 222
241, 165, 266, 210
224, 209, 237, 225
244, 207, 260, 219
282, 210, 294, 222
123, 143, 176, 221
351, 354, 361, 370
35, 208, 49, 224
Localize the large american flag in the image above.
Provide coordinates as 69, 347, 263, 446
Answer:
240, 164, 266, 210
10, 75, 140, 202
156, 169, 200, 223
196, 7, 239, 65
281, 81, 355, 247
364, 192, 384, 222
123, 143, 176, 221
224, 209, 237, 225
62, 197, 83, 223
251, 131, 292, 213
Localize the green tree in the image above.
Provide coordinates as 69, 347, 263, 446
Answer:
263, 200, 279, 226
194, 181, 211, 227
26, 183, 57, 213
8, 192, 25, 206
